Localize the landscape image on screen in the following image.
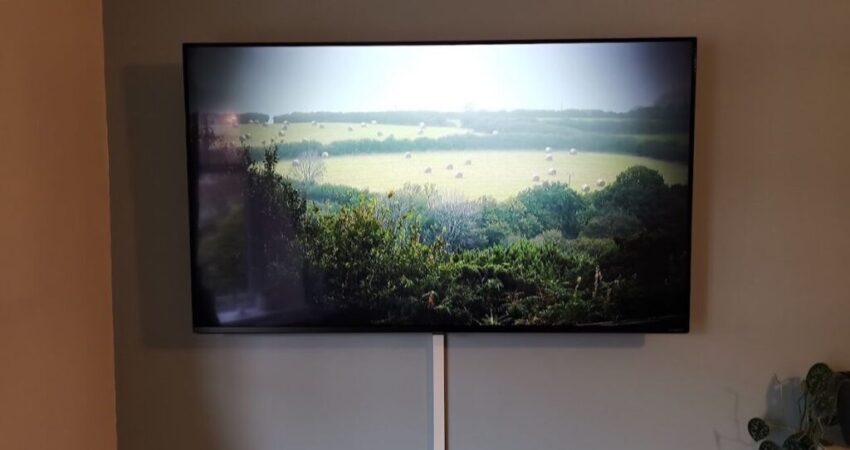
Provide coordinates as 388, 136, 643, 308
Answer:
185, 40, 695, 331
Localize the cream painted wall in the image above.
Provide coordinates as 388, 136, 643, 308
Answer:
0, 1, 116, 450
103, 0, 850, 449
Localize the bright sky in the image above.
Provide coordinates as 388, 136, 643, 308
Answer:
187, 41, 693, 114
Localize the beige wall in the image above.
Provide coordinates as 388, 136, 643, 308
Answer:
0, 1, 116, 450
102, 0, 850, 449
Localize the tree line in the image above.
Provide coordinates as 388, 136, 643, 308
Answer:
256, 131, 689, 163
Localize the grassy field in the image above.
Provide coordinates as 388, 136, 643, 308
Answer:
278, 149, 689, 200
215, 122, 471, 146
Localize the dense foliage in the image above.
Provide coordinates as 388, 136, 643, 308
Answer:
197, 132, 691, 328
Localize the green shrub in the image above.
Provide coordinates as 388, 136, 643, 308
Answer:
516, 182, 587, 238
532, 229, 569, 248
479, 197, 542, 245
564, 237, 619, 261
301, 183, 369, 206
302, 199, 449, 325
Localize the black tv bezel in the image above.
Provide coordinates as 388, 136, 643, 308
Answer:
183, 37, 697, 334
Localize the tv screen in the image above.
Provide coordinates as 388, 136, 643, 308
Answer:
184, 38, 696, 333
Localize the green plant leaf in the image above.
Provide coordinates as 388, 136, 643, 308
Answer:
782, 435, 801, 450
806, 363, 833, 394
807, 363, 840, 419
748, 418, 771, 441
759, 440, 781, 450
782, 432, 816, 450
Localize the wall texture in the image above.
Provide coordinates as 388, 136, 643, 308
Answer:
102, 1, 850, 449
0, 1, 116, 449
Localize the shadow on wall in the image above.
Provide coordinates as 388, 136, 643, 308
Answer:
689, 37, 714, 336
764, 376, 805, 443
712, 388, 752, 450
115, 63, 226, 450
122, 64, 193, 349
447, 332, 645, 349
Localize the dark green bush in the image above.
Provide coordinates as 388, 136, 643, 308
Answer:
301, 199, 449, 325
479, 197, 543, 245
516, 182, 587, 238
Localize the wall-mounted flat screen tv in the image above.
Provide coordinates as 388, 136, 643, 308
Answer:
184, 38, 696, 333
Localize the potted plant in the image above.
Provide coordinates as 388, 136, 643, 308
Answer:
748, 363, 850, 450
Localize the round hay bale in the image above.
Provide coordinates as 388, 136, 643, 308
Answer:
569, 148, 577, 155
547, 168, 557, 176
455, 171, 463, 179
424, 167, 432, 174
464, 159, 472, 166
596, 179, 606, 187
545, 154, 553, 161
532, 175, 541, 182
581, 184, 590, 193
321, 152, 329, 158
545, 146, 552, 153
292, 159, 301, 167
404, 152, 412, 159
347, 126, 353, 132
360, 122, 367, 128
445, 163, 454, 170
